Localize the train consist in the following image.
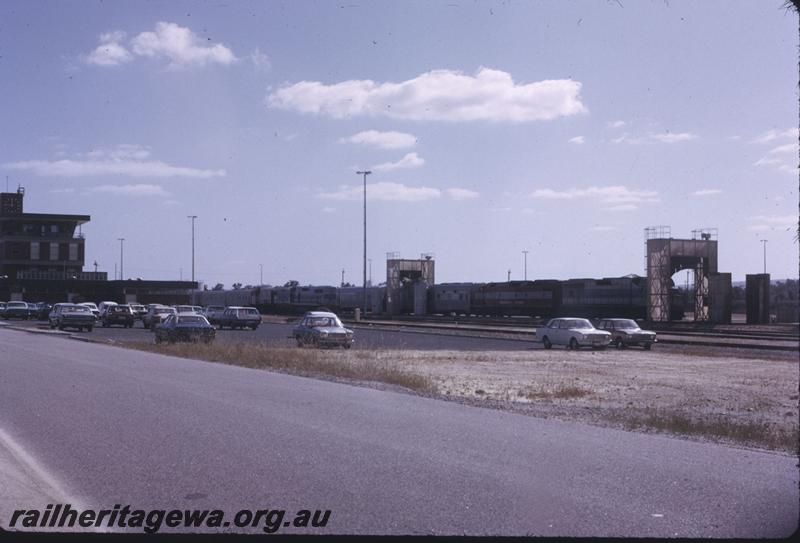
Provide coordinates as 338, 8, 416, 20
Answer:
194, 275, 685, 320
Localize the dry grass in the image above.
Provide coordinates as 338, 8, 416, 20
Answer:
520, 385, 592, 401
610, 407, 798, 451
129, 342, 436, 394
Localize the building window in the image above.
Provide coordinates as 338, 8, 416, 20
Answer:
49, 242, 58, 261
69, 243, 78, 261
51, 225, 59, 233
30, 242, 39, 260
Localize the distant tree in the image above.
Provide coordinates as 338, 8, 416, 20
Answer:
212, 283, 224, 291
284, 280, 299, 288
244, 284, 254, 289
232, 283, 243, 290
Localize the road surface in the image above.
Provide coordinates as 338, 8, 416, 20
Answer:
0, 328, 797, 536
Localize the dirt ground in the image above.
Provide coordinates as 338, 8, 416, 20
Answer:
368, 346, 799, 452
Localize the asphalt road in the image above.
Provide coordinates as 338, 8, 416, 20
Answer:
0, 328, 797, 537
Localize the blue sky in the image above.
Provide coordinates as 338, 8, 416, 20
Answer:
1, 0, 797, 287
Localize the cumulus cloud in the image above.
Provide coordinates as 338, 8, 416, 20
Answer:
4, 144, 226, 179
751, 128, 798, 144
568, 136, 585, 144
85, 31, 134, 66
267, 67, 587, 123
691, 189, 723, 197
89, 184, 170, 196
529, 185, 659, 204
317, 182, 476, 202
373, 152, 425, 172
85, 22, 237, 68
605, 204, 638, 211
607, 120, 626, 128
339, 130, 417, 149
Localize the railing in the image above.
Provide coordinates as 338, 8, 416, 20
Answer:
15, 270, 108, 281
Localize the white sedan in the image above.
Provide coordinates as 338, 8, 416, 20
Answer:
537, 318, 611, 350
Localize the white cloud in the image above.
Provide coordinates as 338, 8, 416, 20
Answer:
267, 67, 588, 123
649, 132, 698, 143
318, 181, 440, 202
607, 120, 626, 128
4, 144, 226, 179
317, 182, 476, 202
444, 188, 479, 200
751, 128, 798, 144
49, 188, 75, 194
612, 132, 698, 144
691, 189, 723, 197
339, 130, 417, 150
529, 185, 659, 204
131, 22, 238, 68
768, 143, 796, 155
373, 152, 425, 172
746, 214, 797, 232
89, 184, 170, 196
250, 47, 270, 71
605, 204, 638, 211
85, 32, 134, 66
568, 136, 585, 144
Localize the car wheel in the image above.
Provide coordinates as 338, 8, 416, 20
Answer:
58, 324, 64, 331
542, 336, 552, 350
296, 337, 304, 348
644, 343, 652, 351
569, 337, 579, 350
87, 326, 93, 332
343, 343, 352, 350
615, 337, 624, 349
78, 326, 83, 332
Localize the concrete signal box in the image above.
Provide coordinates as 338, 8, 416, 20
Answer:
386, 253, 435, 315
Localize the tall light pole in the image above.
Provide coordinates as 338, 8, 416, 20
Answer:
341, 268, 345, 287
356, 170, 371, 313
507, 269, 511, 282
761, 239, 768, 274
187, 215, 197, 283
118, 238, 125, 280
522, 250, 529, 281
368, 258, 372, 286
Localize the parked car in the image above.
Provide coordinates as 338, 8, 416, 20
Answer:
0, 302, 6, 318
2, 301, 30, 320
129, 304, 147, 320
174, 305, 200, 314
154, 314, 216, 344
79, 302, 101, 320
292, 311, 354, 348
98, 301, 118, 317
217, 306, 261, 330
33, 303, 52, 320
203, 305, 226, 325
143, 305, 177, 329
49, 303, 95, 331
595, 318, 657, 350
537, 318, 611, 350
102, 305, 136, 328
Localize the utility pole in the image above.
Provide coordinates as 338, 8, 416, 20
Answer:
356, 170, 371, 313
341, 269, 345, 287
187, 215, 198, 282
522, 250, 529, 281
118, 238, 125, 280
761, 239, 768, 274
368, 258, 372, 286
507, 269, 511, 282
93, 261, 98, 274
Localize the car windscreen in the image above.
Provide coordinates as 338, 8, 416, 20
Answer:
568, 320, 593, 329
66, 306, 90, 313
244, 309, 259, 316
177, 316, 206, 324
7, 302, 27, 308
155, 308, 175, 314
614, 320, 638, 329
